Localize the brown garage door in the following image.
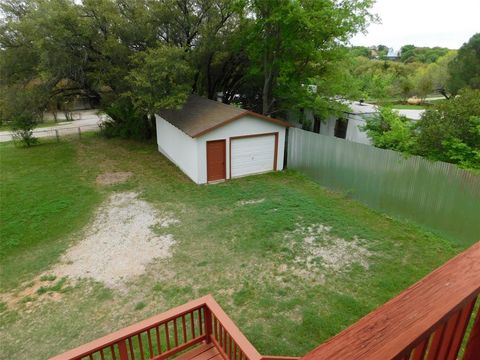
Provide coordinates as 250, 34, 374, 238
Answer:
206, 140, 226, 182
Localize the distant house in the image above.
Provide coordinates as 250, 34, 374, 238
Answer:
386, 48, 400, 60
288, 100, 378, 146
156, 96, 290, 184
319, 101, 377, 145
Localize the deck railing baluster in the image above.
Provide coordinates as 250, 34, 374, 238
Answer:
155, 326, 161, 355
128, 337, 134, 360
173, 319, 179, 347
110, 345, 117, 360
137, 334, 145, 360
165, 322, 171, 351
182, 315, 187, 343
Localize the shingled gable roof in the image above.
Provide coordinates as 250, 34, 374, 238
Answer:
157, 95, 290, 138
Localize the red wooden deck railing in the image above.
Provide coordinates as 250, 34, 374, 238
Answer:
52, 242, 480, 360
51, 295, 284, 360
51, 296, 209, 360
302, 241, 480, 360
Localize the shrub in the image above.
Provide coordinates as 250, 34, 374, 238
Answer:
100, 99, 155, 141
11, 113, 38, 147
363, 107, 415, 153
415, 89, 480, 168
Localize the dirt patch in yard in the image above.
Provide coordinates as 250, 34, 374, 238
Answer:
286, 223, 372, 273
237, 198, 265, 206
0, 276, 68, 310
51, 192, 178, 290
96, 172, 133, 185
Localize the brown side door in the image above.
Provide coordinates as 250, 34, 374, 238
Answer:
206, 140, 226, 182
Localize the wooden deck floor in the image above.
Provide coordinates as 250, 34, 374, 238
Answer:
173, 343, 221, 360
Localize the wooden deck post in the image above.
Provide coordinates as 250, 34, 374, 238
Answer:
204, 306, 213, 344
463, 308, 480, 360
117, 340, 129, 360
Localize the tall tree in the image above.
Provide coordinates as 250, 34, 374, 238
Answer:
448, 33, 480, 94
245, 0, 375, 115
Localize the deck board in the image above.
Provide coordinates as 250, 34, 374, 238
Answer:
208, 354, 223, 360
172, 343, 220, 360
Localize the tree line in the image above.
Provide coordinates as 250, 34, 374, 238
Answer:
1, 1, 477, 169
346, 35, 480, 102
360, 34, 480, 170
0, 0, 375, 140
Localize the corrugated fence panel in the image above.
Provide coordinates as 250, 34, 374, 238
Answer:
287, 128, 480, 245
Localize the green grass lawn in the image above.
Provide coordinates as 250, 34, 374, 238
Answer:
0, 135, 464, 358
425, 98, 448, 105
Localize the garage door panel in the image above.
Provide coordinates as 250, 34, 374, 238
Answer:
231, 135, 276, 178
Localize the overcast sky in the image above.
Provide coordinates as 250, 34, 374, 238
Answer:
350, 0, 480, 50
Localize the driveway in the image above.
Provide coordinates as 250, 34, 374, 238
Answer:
395, 109, 425, 121
0, 109, 106, 142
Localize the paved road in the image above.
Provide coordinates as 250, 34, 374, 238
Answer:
0, 110, 106, 142
395, 109, 425, 121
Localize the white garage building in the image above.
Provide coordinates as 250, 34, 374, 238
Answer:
156, 96, 289, 184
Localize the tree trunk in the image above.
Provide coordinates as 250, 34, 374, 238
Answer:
439, 88, 450, 100
262, 70, 272, 115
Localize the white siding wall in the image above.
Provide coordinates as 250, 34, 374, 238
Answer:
155, 115, 200, 183
196, 115, 286, 184
320, 115, 372, 145
319, 118, 336, 136
345, 115, 372, 145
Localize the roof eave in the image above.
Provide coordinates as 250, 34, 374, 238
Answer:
191, 111, 290, 138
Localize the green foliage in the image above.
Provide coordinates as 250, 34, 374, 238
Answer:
0, 0, 377, 137
11, 113, 38, 147
363, 107, 415, 152
349, 46, 371, 58
411, 66, 433, 100
245, 0, 375, 114
36, 277, 67, 295
100, 99, 154, 140
442, 135, 480, 169
400, 45, 450, 64
134, 302, 146, 311
125, 46, 193, 113
448, 33, 480, 94
348, 57, 413, 100
346, 49, 457, 102
415, 89, 480, 168
40, 274, 57, 282
363, 90, 480, 170
427, 51, 457, 97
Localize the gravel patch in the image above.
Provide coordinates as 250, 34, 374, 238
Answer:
52, 192, 177, 289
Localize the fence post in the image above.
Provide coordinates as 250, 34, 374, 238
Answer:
55, 129, 59, 142
204, 306, 213, 343
78, 127, 81, 139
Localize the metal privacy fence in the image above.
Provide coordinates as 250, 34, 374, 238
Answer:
287, 127, 480, 245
